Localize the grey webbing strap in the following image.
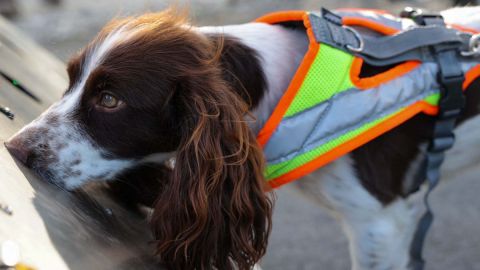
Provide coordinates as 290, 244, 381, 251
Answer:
407, 13, 466, 270
360, 47, 434, 66
360, 38, 472, 66
310, 9, 361, 51
361, 27, 463, 59
409, 113, 459, 270
310, 9, 468, 65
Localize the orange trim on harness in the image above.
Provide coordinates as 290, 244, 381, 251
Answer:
450, 24, 479, 34
255, 10, 306, 24
350, 58, 421, 89
257, 12, 319, 147
464, 64, 480, 90
342, 17, 421, 89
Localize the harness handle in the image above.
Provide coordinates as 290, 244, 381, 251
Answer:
401, 8, 466, 270
309, 8, 469, 66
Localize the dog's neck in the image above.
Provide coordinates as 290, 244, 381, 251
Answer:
199, 23, 309, 133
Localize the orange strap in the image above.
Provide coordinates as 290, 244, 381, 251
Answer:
256, 11, 319, 147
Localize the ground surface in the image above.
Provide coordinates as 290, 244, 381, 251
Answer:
7, 0, 480, 269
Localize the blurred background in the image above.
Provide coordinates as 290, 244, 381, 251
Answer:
2, 0, 479, 269
0, 0, 459, 60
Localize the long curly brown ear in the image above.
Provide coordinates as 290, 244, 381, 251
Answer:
151, 61, 273, 269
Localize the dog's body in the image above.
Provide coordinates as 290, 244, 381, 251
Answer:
5, 6, 480, 270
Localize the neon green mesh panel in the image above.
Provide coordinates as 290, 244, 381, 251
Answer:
284, 45, 355, 117
265, 110, 398, 180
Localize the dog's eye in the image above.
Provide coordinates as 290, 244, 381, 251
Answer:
99, 92, 121, 108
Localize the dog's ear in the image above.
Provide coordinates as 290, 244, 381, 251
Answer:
151, 66, 273, 270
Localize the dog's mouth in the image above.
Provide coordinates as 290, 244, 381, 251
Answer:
6, 150, 63, 188
33, 167, 68, 189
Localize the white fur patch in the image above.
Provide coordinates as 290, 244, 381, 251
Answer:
292, 156, 415, 270
199, 23, 309, 133
442, 6, 480, 31
7, 24, 145, 189
55, 25, 130, 115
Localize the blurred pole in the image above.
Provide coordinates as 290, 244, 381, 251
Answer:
44, 0, 61, 5
0, 0, 17, 18
0, 0, 61, 19
453, 0, 478, 5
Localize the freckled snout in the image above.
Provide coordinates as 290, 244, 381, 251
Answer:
4, 126, 62, 185
5, 135, 31, 165
4, 117, 135, 190
4, 126, 51, 169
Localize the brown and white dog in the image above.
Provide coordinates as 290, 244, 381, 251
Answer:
5, 6, 480, 270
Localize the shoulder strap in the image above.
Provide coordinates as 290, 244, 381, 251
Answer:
309, 8, 470, 65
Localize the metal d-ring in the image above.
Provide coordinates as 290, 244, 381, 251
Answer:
343, 25, 364, 53
461, 33, 480, 57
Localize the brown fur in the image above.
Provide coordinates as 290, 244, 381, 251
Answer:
151, 69, 273, 269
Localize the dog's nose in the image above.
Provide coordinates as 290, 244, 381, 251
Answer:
4, 137, 30, 164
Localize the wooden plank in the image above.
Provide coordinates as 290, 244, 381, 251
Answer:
0, 16, 163, 270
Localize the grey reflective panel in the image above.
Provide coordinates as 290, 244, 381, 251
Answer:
264, 63, 440, 164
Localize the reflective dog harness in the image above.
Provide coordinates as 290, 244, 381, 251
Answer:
256, 8, 480, 270
256, 9, 480, 188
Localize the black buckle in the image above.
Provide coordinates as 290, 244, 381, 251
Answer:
438, 74, 466, 117
321, 8, 343, 26
400, 7, 444, 26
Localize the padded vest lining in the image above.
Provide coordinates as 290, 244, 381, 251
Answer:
359, 61, 406, 78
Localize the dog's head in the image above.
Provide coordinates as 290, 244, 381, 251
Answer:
5, 10, 272, 270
